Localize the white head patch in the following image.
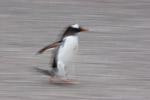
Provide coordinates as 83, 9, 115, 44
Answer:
71, 24, 80, 29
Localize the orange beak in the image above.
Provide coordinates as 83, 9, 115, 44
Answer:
80, 28, 88, 31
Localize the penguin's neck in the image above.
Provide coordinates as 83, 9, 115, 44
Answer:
66, 32, 78, 36
64, 35, 78, 41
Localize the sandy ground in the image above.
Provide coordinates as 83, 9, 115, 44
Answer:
0, 0, 150, 100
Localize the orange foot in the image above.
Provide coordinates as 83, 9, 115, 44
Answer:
61, 79, 79, 84
50, 78, 79, 84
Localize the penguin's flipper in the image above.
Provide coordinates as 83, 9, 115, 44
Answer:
37, 41, 61, 54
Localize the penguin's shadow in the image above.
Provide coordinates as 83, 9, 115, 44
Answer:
33, 67, 79, 86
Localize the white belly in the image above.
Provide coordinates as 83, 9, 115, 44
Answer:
55, 36, 78, 78
57, 36, 78, 64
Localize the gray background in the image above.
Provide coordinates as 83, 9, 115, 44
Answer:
0, 0, 150, 100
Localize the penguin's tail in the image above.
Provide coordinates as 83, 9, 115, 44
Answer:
34, 67, 55, 77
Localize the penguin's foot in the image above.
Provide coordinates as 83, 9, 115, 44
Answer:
50, 77, 79, 84
61, 79, 79, 84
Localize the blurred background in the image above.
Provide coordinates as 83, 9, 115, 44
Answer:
0, 0, 150, 100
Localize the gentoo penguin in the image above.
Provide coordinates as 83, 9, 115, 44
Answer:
36, 24, 88, 84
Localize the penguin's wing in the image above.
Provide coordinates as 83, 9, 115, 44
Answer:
37, 41, 61, 54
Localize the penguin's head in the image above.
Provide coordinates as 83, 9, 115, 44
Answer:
70, 24, 88, 32
61, 24, 88, 40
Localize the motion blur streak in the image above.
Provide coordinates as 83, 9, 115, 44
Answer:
0, 0, 150, 100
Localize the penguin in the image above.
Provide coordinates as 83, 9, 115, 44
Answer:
36, 24, 88, 84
